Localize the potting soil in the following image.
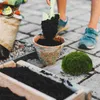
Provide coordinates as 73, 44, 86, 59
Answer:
0, 45, 9, 60
0, 87, 26, 100
37, 39, 62, 46
0, 67, 74, 100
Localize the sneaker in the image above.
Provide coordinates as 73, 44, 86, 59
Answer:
78, 28, 98, 49
57, 17, 69, 34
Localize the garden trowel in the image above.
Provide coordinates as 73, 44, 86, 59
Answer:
42, 0, 59, 40
42, 0, 56, 21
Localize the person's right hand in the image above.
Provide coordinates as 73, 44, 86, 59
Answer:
46, 0, 50, 5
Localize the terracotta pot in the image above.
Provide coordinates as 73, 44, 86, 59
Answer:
33, 35, 65, 66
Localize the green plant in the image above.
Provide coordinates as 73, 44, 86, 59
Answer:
62, 51, 93, 76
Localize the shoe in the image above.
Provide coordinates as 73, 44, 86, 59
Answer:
78, 28, 98, 50
57, 17, 69, 34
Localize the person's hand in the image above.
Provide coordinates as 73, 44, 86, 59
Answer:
46, 0, 50, 5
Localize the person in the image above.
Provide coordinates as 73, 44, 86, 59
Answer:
46, 0, 100, 50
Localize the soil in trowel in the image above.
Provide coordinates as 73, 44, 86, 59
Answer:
39, 14, 61, 46
0, 67, 74, 100
0, 87, 26, 100
42, 14, 59, 40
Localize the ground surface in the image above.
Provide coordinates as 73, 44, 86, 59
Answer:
1, 0, 100, 99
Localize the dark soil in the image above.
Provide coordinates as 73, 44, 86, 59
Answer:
0, 67, 74, 100
0, 45, 9, 60
41, 14, 59, 40
37, 39, 62, 46
0, 87, 26, 100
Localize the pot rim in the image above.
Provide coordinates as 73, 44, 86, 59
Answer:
33, 35, 65, 48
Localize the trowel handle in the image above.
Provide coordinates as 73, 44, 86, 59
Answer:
50, 0, 56, 18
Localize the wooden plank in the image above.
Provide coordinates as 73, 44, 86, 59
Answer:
65, 90, 85, 100
0, 60, 16, 68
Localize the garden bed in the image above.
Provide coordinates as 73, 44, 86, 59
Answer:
0, 60, 92, 100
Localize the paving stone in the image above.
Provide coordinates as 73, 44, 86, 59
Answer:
67, 9, 89, 19
27, 10, 42, 16
16, 32, 29, 40
91, 98, 98, 100
75, 13, 90, 22
63, 38, 74, 46
27, 5, 38, 11
20, 21, 28, 25
20, 37, 34, 45
96, 52, 100, 57
63, 32, 83, 41
30, 29, 42, 36
95, 66, 100, 73
44, 60, 64, 74
67, 24, 81, 31
68, 0, 87, 8
59, 47, 76, 59
34, 4, 48, 11
24, 15, 41, 25
67, 1, 91, 13
33, 10, 43, 16
19, 24, 40, 34
81, 74, 100, 98
68, 42, 80, 50
74, 26, 87, 34
66, 3, 77, 12
67, 6, 76, 12
21, 11, 33, 19
88, 55, 100, 68
20, 0, 33, 9
27, 59, 44, 68
76, 4, 91, 11
44, 60, 89, 84
69, 19, 87, 27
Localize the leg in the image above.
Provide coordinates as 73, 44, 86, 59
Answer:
88, 0, 100, 29
57, 0, 69, 34
57, 0, 67, 21
79, 0, 100, 49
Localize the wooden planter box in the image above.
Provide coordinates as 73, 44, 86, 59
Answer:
0, 60, 92, 100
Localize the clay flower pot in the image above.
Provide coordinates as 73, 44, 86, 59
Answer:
33, 35, 65, 66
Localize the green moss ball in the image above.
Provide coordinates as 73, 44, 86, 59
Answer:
62, 51, 93, 76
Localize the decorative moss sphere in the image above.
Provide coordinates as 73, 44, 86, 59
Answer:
62, 51, 93, 76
